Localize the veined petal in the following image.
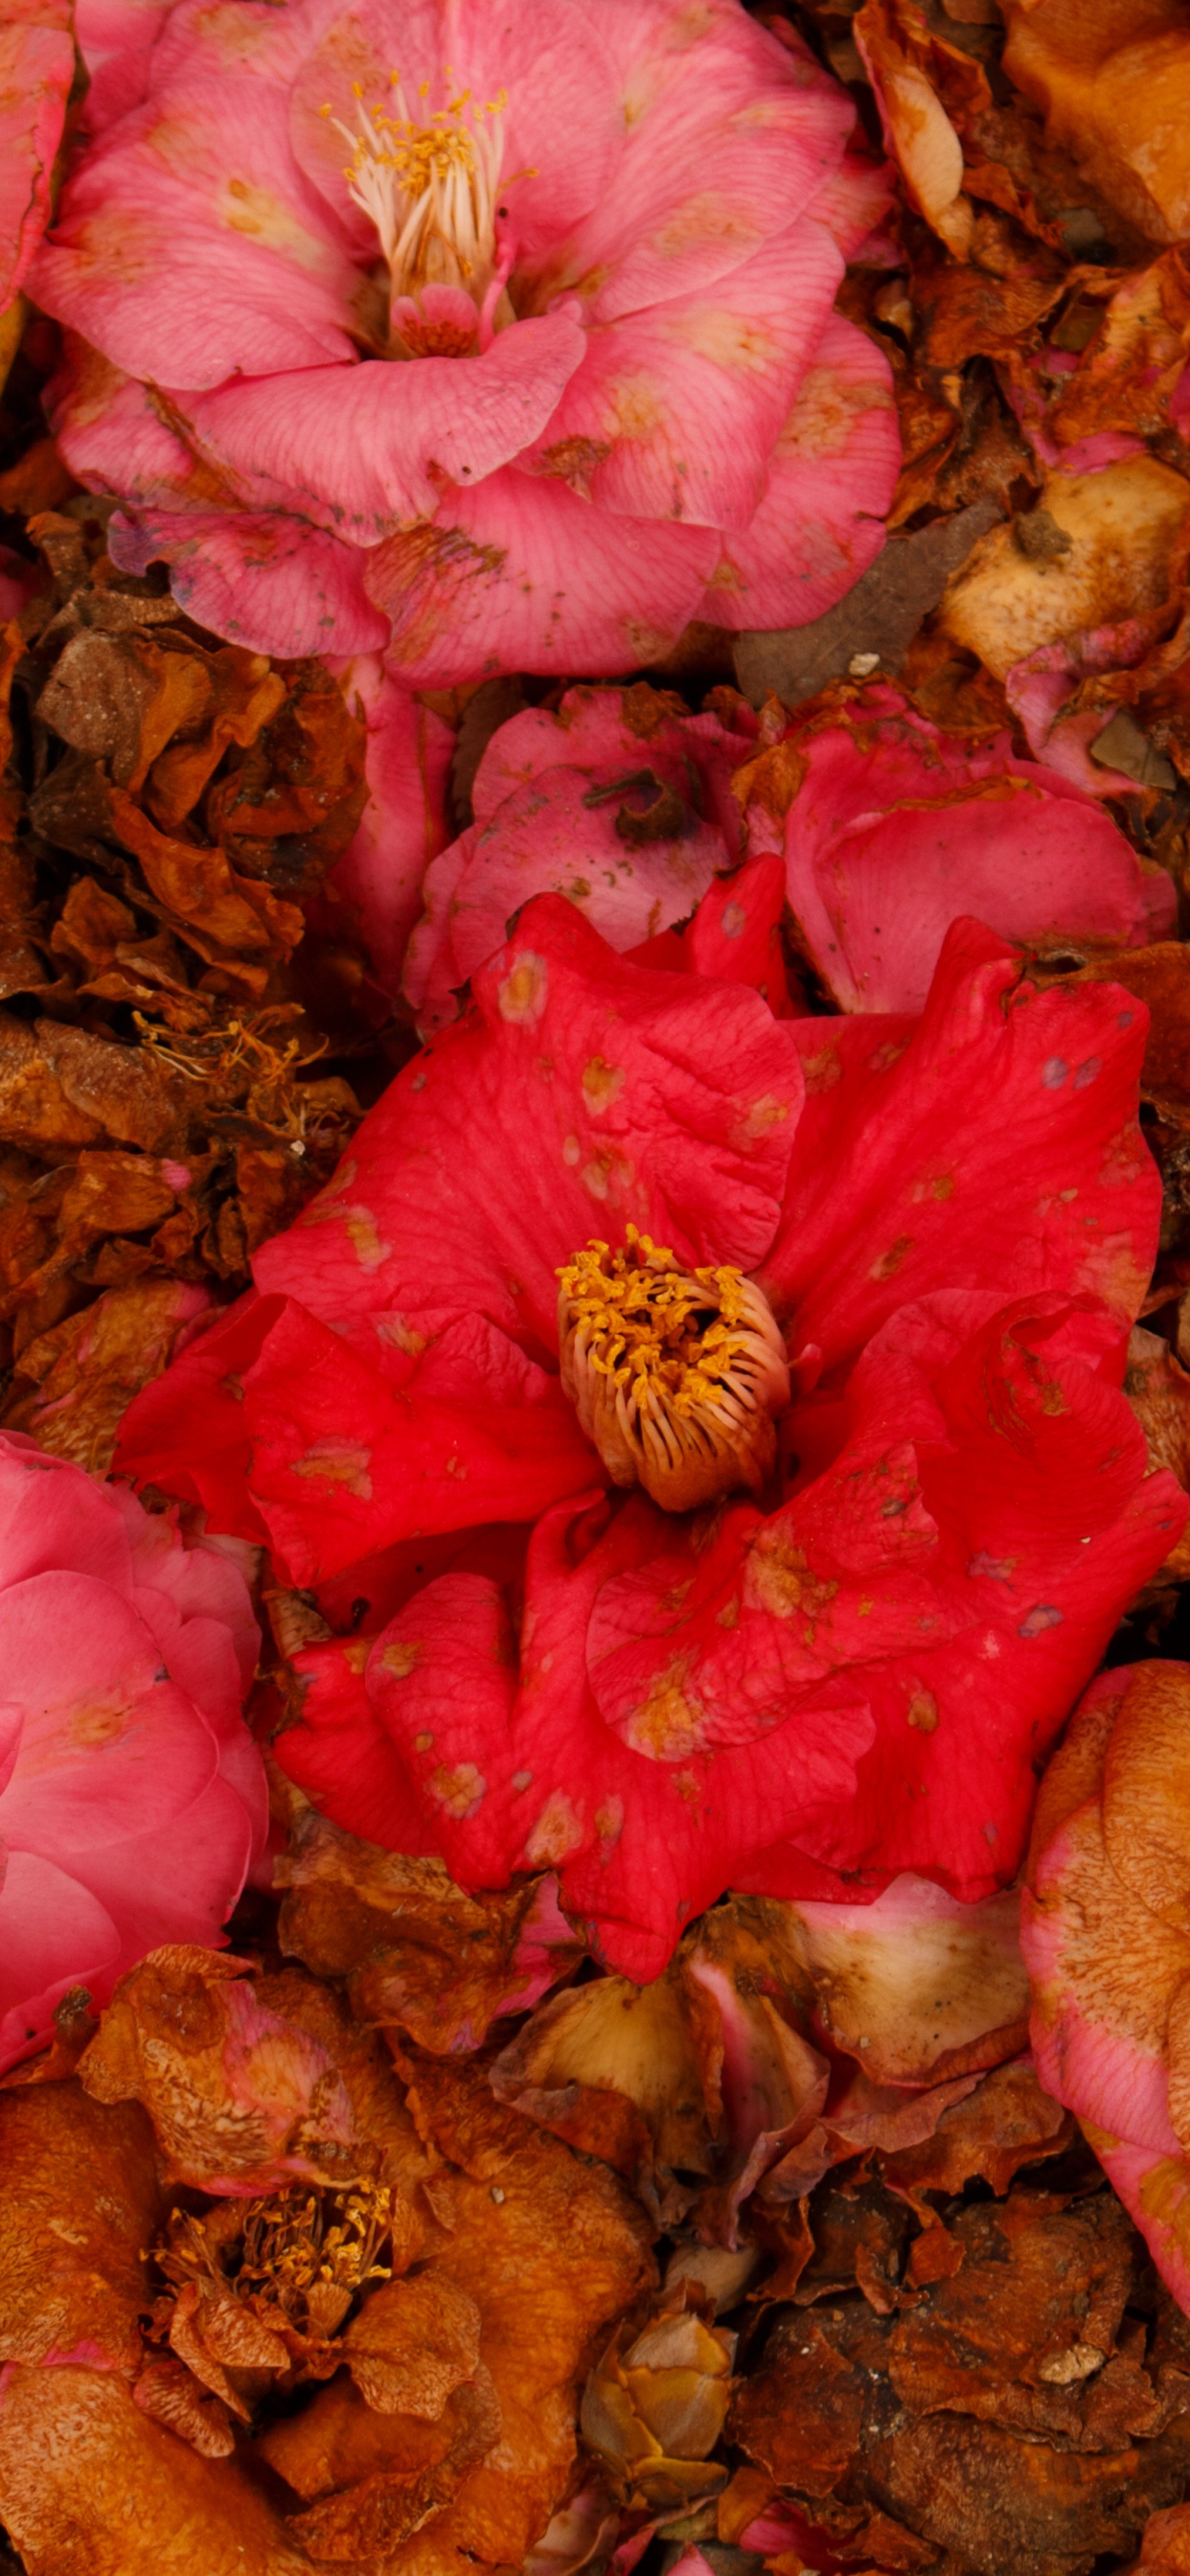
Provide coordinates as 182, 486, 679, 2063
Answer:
184, 314, 586, 540
107, 505, 389, 658
32, 79, 361, 386
701, 312, 899, 629
0, 16, 73, 309
367, 468, 717, 685
529, 221, 842, 533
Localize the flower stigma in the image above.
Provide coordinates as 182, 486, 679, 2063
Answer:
324, 70, 520, 352
557, 1226, 790, 1513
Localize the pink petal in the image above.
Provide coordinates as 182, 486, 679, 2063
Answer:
0, 1572, 221, 1852
184, 314, 586, 540
529, 221, 842, 534
0, 1438, 133, 1592
402, 766, 729, 1034
106, 504, 388, 658
762, 917, 1162, 1369
74, 0, 172, 130
323, 658, 452, 995
471, 683, 753, 847
781, 693, 1176, 1013
64, 1773, 257, 1960
256, 893, 805, 1353
804, 145, 895, 258
32, 80, 361, 386
545, 2, 855, 325
700, 313, 899, 630
0, 16, 73, 309
0, 1854, 122, 2075
366, 467, 718, 686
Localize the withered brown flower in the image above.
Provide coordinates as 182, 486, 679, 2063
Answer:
0, 1942, 652, 2575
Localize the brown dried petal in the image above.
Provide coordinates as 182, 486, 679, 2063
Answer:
0, 2363, 311, 2575
275, 1806, 582, 2057
131, 2355, 237, 2460
0, 1011, 184, 1154
0, 2082, 162, 2373
342, 2273, 483, 2418
77, 1949, 368, 2193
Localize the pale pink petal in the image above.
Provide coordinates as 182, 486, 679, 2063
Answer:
107, 505, 388, 658
701, 314, 899, 630
184, 313, 585, 540
324, 658, 452, 995
402, 766, 728, 1033
32, 80, 360, 385
0, 16, 73, 309
529, 222, 842, 534
546, 0, 854, 324
368, 468, 717, 686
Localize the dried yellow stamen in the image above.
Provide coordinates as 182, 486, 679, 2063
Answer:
325, 69, 507, 306
558, 1227, 790, 1514
156, 2178, 396, 2339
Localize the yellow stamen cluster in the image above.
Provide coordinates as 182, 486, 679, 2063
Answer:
157, 2179, 395, 2334
325, 70, 505, 301
238, 2181, 396, 2315
558, 1229, 790, 1514
559, 1229, 755, 1416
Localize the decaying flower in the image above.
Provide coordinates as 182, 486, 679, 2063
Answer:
0, 511, 369, 1466
118, 886, 1182, 1977
0, 1939, 653, 2573
0, 1437, 265, 2075
30, 0, 900, 684
581, 2288, 735, 2511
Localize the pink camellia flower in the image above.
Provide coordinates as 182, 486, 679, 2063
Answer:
30, 0, 899, 684
0, 0, 74, 328
1022, 1661, 1190, 2312
740, 681, 1176, 1016
0, 1434, 267, 2074
403, 682, 759, 1029
116, 893, 1182, 1980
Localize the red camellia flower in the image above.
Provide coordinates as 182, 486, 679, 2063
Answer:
118, 895, 1183, 1980
30, 0, 899, 682
0, 1435, 267, 2073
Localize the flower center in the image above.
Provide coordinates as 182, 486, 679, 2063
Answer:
157, 2179, 397, 2340
327, 72, 515, 351
557, 1227, 790, 1515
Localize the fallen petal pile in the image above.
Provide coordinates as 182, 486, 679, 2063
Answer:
1, 0, 1190, 2563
